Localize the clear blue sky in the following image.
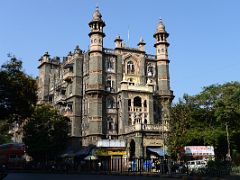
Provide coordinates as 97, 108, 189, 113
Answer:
0, 0, 239, 102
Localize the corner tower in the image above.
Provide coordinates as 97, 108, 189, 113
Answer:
153, 19, 174, 130
85, 7, 105, 145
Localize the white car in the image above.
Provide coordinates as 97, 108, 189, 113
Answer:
187, 160, 207, 172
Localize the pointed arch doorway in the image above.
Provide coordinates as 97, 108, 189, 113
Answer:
129, 139, 135, 160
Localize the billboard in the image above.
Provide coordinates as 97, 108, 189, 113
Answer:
184, 146, 214, 156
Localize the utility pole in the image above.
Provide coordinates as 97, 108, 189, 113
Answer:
225, 123, 231, 161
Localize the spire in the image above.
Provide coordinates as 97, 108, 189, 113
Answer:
92, 6, 102, 21
137, 37, 146, 51
138, 37, 145, 45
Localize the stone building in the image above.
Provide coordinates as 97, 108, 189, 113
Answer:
37, 7, 174, 158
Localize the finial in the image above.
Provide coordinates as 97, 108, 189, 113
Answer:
44, 51, 49, 56
68, 51, 72, 56
138, 36, 145, 46
159, 17, 164, 25
114, 34, 122, 42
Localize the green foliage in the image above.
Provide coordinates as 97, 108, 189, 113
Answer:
23, 104, 69, 162
169, 82, 240, 161
0, 56, 37, 144
0, 57, 37, 119
0, 121, 11, 144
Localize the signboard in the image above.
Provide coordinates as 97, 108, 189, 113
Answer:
184, 146, 214, 156
143, 139, 163, 147
97, 139, 126, 148
95, 149, 127, 156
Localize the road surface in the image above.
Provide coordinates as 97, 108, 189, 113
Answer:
4, 173, 179, 180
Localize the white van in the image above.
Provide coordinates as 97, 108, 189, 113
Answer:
187, 160, 207, 171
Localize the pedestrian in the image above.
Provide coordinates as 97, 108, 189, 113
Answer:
128, 161, 132, 172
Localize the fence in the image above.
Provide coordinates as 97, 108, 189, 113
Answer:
9, 157, 233, 177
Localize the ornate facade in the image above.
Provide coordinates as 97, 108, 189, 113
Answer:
37, 7, 174, 158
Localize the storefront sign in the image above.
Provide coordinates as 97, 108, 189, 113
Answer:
143, 139, 163, 146
95, 149, 127, 156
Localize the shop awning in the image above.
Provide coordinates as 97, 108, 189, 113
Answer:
60, 150, 75, 158
147, 147, 167, 156
74, 146, 95, 157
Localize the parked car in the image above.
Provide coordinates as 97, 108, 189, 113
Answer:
187, 160, 207, 172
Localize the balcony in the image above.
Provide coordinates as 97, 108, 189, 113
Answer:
124, 124, 167, 134
63, 71, 73, 82
63, 110, 73, 117
120, 83, 154, 93
106, 108, 117, 114
106, 87, 115, 93
55, 95, 66, 104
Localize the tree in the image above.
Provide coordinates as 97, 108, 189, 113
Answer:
23, 104, 69, 162
169, 82, 240, 161
0, 56, 37, 144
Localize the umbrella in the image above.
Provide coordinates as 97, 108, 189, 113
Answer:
84, 155, 98, 160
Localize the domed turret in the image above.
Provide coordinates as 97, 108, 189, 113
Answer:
157, 19, 166, 33
88, 6, 105, 38
153, 18, 169, 47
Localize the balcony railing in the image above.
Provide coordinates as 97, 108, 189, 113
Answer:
145, 54, 157, 60
128, 107, 147, 112
103, 48, 115, 54
124, 124, 168, 134
120, 84, 154, 93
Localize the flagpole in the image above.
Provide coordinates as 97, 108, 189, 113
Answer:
128, 26, 130, 47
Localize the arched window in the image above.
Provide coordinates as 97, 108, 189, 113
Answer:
128, 118, 132, 125
106, 76, 114, 91
144, 119, 148, 124
134, 96, 141, 107
107, 117, 113, 130
106, 59, 113, 71
106, 96, 114, 108
144, 100, 147, 107
127, 61, 134, 74
128, 99, 131, 107
129, 140, 135, 160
